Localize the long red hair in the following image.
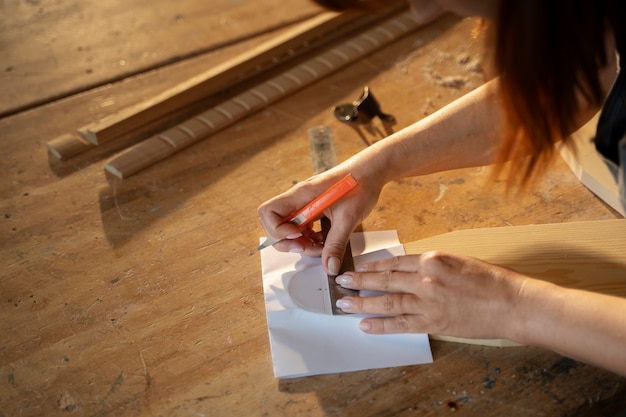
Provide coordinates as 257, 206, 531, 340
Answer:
493, 1, 614, 182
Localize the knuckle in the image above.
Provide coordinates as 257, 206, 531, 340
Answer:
420, 250, 453, 272
381, 294, 416, 314
390, 255, 402, 271
399, 293, 417, 311
380, 315, 411, 333
395, 315, 411, 332
421, 250, 444, 264
380, 270, 393, 291
324, 240, 347, 254
382, 294, 396, 312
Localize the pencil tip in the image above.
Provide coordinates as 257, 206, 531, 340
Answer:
258, 237, 279, 250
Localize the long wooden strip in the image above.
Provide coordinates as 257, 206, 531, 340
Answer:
104, 10, 421, 179
403, 219, 626, 346
47, 133, 95, 160
78, 9, 400, 146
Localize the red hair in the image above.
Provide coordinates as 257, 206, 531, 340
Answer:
492, 1, 613, 183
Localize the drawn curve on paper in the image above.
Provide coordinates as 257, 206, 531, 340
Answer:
286, 266, 333, 315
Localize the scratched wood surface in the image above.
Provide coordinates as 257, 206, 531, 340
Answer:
1, 1, 625, 416
0, 0, 321, 117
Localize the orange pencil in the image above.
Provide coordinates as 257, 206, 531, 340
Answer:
258, 173, 358, 250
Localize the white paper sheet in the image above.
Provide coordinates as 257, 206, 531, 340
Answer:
259, 231, 433, 379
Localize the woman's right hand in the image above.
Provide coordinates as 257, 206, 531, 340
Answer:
258, 162, 385, 275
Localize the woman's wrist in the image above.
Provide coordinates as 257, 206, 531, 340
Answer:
505, 277, 567, 347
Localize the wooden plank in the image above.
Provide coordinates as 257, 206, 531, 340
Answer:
404, 219, 626, 346
104, 10, 421, 178
405, 219, 626, 296
47, 133, 95, 160
77, 9, 392, 145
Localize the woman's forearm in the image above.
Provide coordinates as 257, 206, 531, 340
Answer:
347, 55, 616, 189
344, 78, 504, 187
512, 279, 626, 376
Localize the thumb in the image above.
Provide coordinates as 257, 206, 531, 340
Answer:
320, 217, 353, 276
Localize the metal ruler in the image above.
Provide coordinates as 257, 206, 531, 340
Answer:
309, 125, 358, 315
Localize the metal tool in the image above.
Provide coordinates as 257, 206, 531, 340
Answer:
333, 86, 395, 124
333, 86, 396, 145
321, 216, 358, 315
308, 126, 359, 315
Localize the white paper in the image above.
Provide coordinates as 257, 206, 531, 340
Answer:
259, 231, 433, 379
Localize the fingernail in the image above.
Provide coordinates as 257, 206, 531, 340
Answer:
336, 298, 352, 310
289, 247, 304, 254
359, 321, 372, 332
335, 274, 353, 287
356, 264, 369, 272
286, 233, 303, 240
328, 256, 341, 276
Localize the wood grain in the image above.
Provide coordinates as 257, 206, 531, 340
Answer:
405, 220, 626, 295
0, 0, 323, 117
405, 219, 626, 346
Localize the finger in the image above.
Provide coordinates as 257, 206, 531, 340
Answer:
336, 292, 419, 315
356, 254, 422, 273
257, 184, 321, 240
358, 315, 428, 334
272, 231, 324, 257
320, 203, 361, 276
257, 205, 302, 241
336, 270, 421, 294
321, 218, 354, 276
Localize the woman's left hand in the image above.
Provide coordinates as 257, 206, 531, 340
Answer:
334, 251, 528, 340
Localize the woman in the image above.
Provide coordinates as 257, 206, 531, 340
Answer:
257, 0, 626, 375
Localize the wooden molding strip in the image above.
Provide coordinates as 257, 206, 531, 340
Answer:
47, 8, 403, 160
75, 9, 402, 146
104, 10, 421, 179
403, 219, 626, 346
47, 133, 95, 160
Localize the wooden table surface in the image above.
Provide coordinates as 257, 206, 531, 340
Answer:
1, 1, 625, 416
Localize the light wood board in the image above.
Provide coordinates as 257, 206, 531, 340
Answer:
404, 219, 626, 346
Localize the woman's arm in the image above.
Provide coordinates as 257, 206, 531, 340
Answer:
519, 275, 626, 376
363, 78, 504, 182
259, 79, 506, 274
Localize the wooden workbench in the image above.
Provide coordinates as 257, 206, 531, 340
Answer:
1, 1, 624, 416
